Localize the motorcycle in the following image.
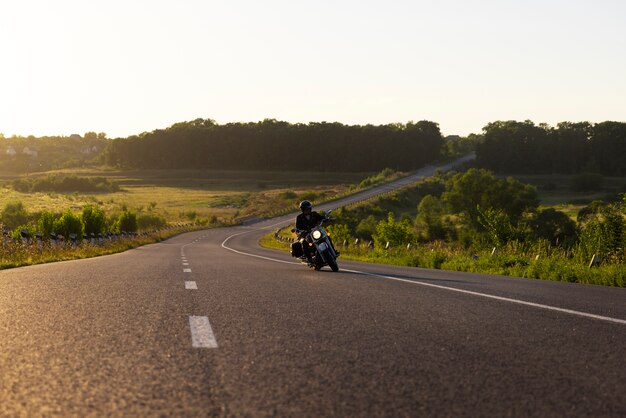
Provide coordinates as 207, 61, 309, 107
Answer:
290, 210, 339, 272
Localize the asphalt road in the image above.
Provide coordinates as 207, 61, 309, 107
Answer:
1, 157, 625, 417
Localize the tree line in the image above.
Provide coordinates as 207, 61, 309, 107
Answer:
4, 119, 625, 176
0, 132, 107, 173
476, 120, 626, 175
102, 119, 444, 172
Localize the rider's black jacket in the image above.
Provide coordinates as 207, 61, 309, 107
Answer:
296, 211, 325, 232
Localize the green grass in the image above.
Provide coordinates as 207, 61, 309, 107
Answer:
0, 226, 202, 270
511, 174, 626, 207
263, 227, 625, 287
0, 167, 380, 269
0, 167, 372, 224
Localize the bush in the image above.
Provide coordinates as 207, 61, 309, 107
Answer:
137, 213, 167, 230
326, 223, 352, 245
577, 202, 625, 263
11, 223, 38, 241
416, 195, 448, 241
278, 191, 298, 200
373, 212, 415, 248
443, 168, 539, 228
180, 211, 197, 221
82, 205, 106, 236
1, 202, 30, 229
355, 215, 378, 240
53, 210, 85, 240
529, 208, 577, 246
11, 175, 119, 193
37, 210, 59, 238
116, 211, 138, 233
577, 200, 607, 222
298, 191, 319, 202
358, 168, 399, 189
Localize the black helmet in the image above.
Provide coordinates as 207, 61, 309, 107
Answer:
299, 200, 312, 211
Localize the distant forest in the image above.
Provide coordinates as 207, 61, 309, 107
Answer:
101, 119, 444, 172
476, 120, 626, 176
2, 119, 625, 175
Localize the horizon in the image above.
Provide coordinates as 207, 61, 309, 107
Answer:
2, 116, 625, 140
1, 1, 625, 139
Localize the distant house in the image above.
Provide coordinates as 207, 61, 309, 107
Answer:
6, 146, 16, 156
80, 145, 99, 155
22, 147, 38, 157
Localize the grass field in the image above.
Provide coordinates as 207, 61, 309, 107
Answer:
513, 174, 626, 202
510, 174, 626, 211
0, 167, 378, 269
0, 167, 374, 223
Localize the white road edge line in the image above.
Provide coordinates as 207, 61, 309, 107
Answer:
189, 316, 218, 348
185, 281, 198, 290
221, 229, 626, 326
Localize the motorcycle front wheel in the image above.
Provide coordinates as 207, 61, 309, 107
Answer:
324, 250, 339, 272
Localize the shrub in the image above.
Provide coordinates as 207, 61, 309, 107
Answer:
116, 211, 138, 233
11, 223, 38, 241
416, 195, 448, 241
326, 223, 352, 245
443, 168, 539, 228
529, 208, 577, 247
358, 168, 399, 189
1, 202, 30, 229
577, 200, 607, 222
355, 215, 378, 240
278, 191, 298, 200
37, 210, 59, 238
373, 212, 415, 248
298, 191, 319, 202
11, 175, 119, 193
476, 207, 524, 246
577, 203, 625, 263
181, 210, 197, 221
82, 205, 106, 236
137, 213, 167, 230
53, 210, 85, 240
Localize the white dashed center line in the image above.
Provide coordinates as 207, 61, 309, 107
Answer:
189, 316, 218, 348
185, 281, 198, 290
183, 268, 192, 273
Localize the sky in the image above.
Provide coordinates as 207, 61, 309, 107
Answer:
1, 0, 625, 138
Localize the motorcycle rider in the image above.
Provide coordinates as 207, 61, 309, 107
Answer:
295, 200, 338, 264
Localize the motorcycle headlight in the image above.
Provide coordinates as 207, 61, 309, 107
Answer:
312, 230, 322, 240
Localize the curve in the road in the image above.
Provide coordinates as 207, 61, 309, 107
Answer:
221, 227, 626, 326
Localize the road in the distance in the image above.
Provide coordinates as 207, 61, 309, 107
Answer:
1, 155, 625, 417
